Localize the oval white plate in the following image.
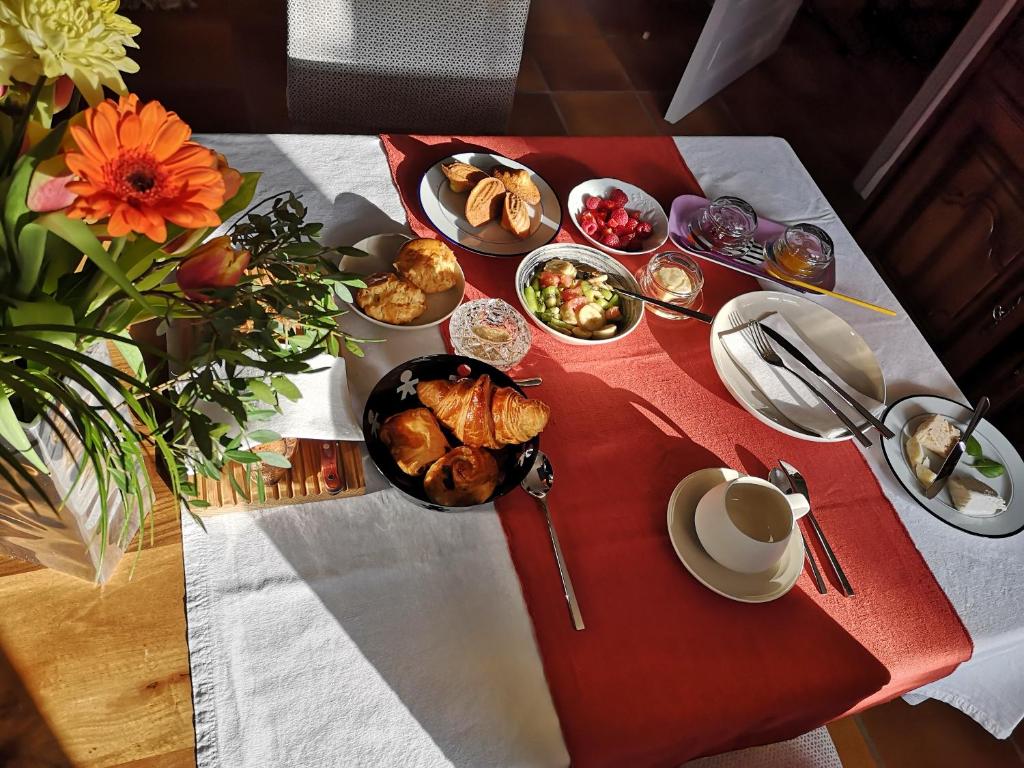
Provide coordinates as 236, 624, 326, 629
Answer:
881, 394, 1023, 537
514, 242, 644, 346
710, 291, 886, 442
340, 233, 466, 331
667, 467, 805, 603
567, 177, 668, 256
419, 152, 561, 258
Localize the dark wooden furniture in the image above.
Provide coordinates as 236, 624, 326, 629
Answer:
858, 13, 1024, 445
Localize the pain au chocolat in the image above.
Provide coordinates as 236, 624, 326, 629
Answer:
464, 177, 505, 227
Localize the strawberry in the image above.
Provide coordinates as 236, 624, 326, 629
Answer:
619, 232, 634, 246
600, 232, 621, 248
600, 198, 618, 210
601, 226, 615, 238
584, 195, 601, 211
609, 188, 629, 206
624, 217, 639, 233
613, 224, 629, 236
636, 220, 653, 237
578, 210, 597, 228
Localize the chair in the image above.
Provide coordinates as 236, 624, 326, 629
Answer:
684, 727, 843, 767
287, 0, 530, 133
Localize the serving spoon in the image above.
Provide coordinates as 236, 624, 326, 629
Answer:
521, 451, 585, 630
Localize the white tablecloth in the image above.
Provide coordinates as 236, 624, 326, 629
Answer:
181, 135, 1024, 768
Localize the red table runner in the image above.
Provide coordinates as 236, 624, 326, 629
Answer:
381, 134, 971, 766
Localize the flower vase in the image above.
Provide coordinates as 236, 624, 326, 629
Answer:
0, 344, 146, 583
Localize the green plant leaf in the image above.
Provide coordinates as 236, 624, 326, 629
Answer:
974, 457, 1005, 478
0, 395, 47, 473
224, 449, 260, 464
271, 375, 301, 401
246, 429, 281, 444
6, 299, 74, 347
36, 213, 158, 316
14, 221, 46, 297
335, 246, 371, 259
255, 451, 291, 468
248, 379, 276, 405
966, 435, 983, 458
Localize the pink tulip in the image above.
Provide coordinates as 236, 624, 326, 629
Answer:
27, 157, 75, 212
176, 235, 250, 301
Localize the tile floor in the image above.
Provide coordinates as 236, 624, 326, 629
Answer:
124, 1, 1021, 765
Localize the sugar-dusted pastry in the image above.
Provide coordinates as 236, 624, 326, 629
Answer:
500, 193, 531, 239
441, 161, 487, 193
465, 177, 505, 227
418, 375, 549, 448
423, 446, 499, 506
913, 414, 960, 455
394, 238, 460, 294
491, 165, 541, 205
380, 408, 449, 476
355, 272, 426, 325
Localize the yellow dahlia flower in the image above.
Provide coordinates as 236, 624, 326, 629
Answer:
0, 0, 140, 106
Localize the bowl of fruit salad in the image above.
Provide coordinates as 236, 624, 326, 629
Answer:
515, 243, 644, 345
568, 178, 669, 256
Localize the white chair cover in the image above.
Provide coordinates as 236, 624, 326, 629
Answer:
287, 0, 530, 133
684, 727, 843, 767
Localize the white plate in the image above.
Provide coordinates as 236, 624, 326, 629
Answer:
340, 233, 466, 331
419, 152, 561, 258
566, 177, 668, 256
514, 242, 644, 346
667, 468, 805, 603
881, 394, 1023, 537
710, 291, 886, 442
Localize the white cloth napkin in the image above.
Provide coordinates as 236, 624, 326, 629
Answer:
195, 353, 363, 443
719, 312, 882, 439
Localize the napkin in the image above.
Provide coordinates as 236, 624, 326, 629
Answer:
719, 313, 882, 439
195, 353, 363, 443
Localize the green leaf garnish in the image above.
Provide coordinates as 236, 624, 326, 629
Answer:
966, 435, 983, 458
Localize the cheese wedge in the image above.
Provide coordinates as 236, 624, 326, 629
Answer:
948, 474, 1007, 517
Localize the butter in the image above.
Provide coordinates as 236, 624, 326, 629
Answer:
948, 474, 1007, 517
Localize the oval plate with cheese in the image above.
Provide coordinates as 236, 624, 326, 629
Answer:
881, 394, 1024, 537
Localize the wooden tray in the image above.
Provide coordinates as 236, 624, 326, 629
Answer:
194, 440, 365, 516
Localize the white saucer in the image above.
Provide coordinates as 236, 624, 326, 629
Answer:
666, 467, 805, 603
340, 233, 466, 331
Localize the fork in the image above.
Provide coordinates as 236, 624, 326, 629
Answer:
729, 312, 872, 448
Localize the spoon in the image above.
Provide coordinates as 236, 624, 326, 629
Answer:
521, 451, 585, 630
574, 269, 713, 323
769, 468, 827, 595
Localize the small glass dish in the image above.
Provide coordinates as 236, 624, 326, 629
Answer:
686, 196, 758, 256
449, 299, 532, 371
636, 252, 704, 320
765, 223, 834, 283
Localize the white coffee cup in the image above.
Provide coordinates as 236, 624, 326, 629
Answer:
695, 476, 810, 574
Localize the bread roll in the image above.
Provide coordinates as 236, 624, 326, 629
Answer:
395, 238, 459, 294
355, 272, 427, 324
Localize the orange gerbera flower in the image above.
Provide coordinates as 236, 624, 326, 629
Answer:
64, 94, 227, 243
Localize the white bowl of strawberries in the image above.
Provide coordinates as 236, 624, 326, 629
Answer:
567, 178, 669, 256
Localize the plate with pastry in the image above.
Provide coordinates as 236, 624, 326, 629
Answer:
342, 233, 466, 330
881, 394, 1023, 537
362, 354, 550, 510
419, 152, 561, 258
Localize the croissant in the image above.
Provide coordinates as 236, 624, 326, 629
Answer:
379, 408, 449, 475
417, 375, 550, 448
424, 446, 499, 506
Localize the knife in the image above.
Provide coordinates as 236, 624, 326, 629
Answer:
757, 318, 895, 439
924, 396, 990, 500
320, 441, 343, 495
778, 460, 854, 597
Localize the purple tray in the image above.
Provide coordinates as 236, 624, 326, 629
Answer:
667, 195, 836, 293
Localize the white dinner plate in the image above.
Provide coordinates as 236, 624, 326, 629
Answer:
340, 233, 466, 331
418, 152, 561, 258
881, 394, 1023, 537
667, 467, 804, 603
710, 291, 886, 442
566, 177, 668, 256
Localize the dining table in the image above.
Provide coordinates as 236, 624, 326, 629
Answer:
132, 133, 1024, 767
